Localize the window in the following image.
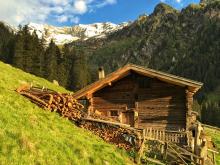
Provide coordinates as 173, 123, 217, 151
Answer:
110, 110, 119, 117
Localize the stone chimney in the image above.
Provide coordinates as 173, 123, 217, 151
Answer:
98, 67, 105, 79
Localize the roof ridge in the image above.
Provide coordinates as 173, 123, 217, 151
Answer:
73, 64, 203, 99
127, 64, 203, 85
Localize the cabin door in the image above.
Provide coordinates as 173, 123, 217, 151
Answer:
122, 111, 134, 127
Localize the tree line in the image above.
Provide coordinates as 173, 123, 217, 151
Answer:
0, 21, 220, 127
0, 23, 90, 91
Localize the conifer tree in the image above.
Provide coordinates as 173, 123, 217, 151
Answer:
31, 30, 44, 76
57, 45, 71, 87
69, 48, 90, 91
43, 40, 59, 82
13, 29, 25, 69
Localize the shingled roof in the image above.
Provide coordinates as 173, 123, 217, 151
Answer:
73, 64, 203, 99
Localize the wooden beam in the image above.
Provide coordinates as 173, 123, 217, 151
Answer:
82, 117, 131, 127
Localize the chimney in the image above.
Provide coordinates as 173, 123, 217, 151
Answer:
98, 66, 105, 79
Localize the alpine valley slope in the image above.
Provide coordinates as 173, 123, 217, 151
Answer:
0, 61, 134, 165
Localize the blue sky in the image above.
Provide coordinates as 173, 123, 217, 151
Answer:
0, 0, 200, 26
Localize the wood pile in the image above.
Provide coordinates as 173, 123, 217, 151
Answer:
78, 120, 142, 150
16, 84, 143, 151
16, 85, 85, 121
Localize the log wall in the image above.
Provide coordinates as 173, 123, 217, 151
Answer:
93, 75, 135, 113
137, 78, 186, 130
91, 72, 187, 131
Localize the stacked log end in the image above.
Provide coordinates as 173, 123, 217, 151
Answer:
78, 121, 139, 150
17, 86, 85, 121
16, 85, 142, 151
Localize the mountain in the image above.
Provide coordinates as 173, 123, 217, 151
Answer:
0, 0, 219, 127
201, 0, 220, 4
8, 22, 128, 45
0, 61, 133, 164
65, 1, 220, 126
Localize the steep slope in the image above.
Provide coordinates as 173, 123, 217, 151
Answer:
0, 61, 133, 165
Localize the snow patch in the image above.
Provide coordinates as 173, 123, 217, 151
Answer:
25, 22, 128, 45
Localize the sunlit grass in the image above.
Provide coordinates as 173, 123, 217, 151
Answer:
204, 127, 220, 165
0, 61, 133, 165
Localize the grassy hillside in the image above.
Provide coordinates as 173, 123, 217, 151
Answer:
204, 127, 220, 164
0, 61, 133, 165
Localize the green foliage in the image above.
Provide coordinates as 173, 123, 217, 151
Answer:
0, 61, 133, 165
204, 127, 220, 165
0, 23, 15, 63
0, 24, 91, 92
87, 1, 220, 127
43, 40, 60, 81
13, 26, 45, 76
70, 48, 90, 90
0, 0, 220, 127
90, 37, 139, 76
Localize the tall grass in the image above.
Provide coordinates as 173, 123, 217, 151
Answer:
0, 61, 133, 165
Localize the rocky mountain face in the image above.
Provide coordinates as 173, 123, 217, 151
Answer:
69, 1, 220, 88
201, 0, 220, 4
65, 1, 220, 126
69, 1, 220, 82
10, 22, 128, 45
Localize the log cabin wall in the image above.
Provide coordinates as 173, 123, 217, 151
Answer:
92, 74, 136, 124
136, 75, 186, 131
91, 72, 187, 131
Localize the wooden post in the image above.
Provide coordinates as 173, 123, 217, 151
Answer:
135, 129, 146, 164
199, 139, 208, 165
213, 152, 216, 165
87, 94, 93, 117
201, 158, 205, 165
149, 127, 152, 139
163, 142, 168, 160
161, 143, 164, 155
185, 89, 194, 146
134, 102, 139, 128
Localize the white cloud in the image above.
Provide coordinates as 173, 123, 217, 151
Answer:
73, 0, 88, 14
0, 0, 117, 26
46, 0, 69, 5
105, 0, 117, 4
160, 0, 182, 3
70, 17, 80, 24
57, 15, 69, 23
96, 0, 117, 8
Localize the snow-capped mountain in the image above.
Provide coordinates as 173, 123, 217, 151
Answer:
25, 22, 128, 45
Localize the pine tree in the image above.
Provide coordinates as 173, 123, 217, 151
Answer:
0, 22, 15, 63
13, 29, 25, 69
31, 30, 44, 76
69, 48, 90, 91
43, 40, 59, 82
57, 45, 70, 87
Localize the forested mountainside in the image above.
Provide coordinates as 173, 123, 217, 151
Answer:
0, 0, 219, 126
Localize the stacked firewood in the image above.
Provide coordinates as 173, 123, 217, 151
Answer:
16, 85, 85, 120
79, 120, 141, 150
16, 84, 143, 151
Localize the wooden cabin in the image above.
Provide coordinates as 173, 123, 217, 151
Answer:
73, 64, 203, 133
